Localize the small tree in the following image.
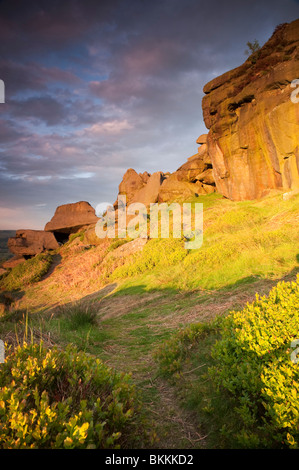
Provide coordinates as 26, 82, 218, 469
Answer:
244, 39, 260, 56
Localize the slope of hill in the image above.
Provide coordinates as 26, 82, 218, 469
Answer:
0, 191, 298, 448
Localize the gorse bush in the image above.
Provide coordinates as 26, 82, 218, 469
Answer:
154, 276, 299, 448
0, 254, 53, 291
211, 275, 299, 448
0, 343, 143, 448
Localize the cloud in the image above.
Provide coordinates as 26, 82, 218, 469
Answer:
79, 119, 134, 135
0, 60, 81, 98
8, 95, 67, 126
0, 119, 25, 143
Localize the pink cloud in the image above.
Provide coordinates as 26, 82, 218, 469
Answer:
77, 119, 134, 136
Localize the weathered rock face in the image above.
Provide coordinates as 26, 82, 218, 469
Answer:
44, 201, 99, 240
158, 137, 216, 202
196, 134, 208, 145
131, 171, 165, 206
202, 19, 299, 200
7, 230, 59, 257
158, 174, 205, 202
117, 169, 149, 204
116, 137, 215, 206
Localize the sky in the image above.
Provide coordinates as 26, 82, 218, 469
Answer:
1, 0, 299, 229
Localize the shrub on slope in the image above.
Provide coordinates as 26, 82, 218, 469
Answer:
0, 343, 143, 448
211, 274, 299, 448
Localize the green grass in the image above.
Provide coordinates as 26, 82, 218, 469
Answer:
1, 190, 299, 448
0, 253, 53, 291
67, 232, 84, 243
107, 238, 132, 252
111, 192, 299, 293
55, 303, 98, 329
154, 318, 243, 448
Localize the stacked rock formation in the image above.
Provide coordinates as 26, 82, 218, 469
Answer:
116, 169, 163, 206
117, 170, 150, 205
202, 19, 299, 200
158, 134, 215, 202
8, 230, 59, 256
115, 137, 216, 207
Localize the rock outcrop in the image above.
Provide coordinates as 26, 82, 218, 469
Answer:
202, 19, 299, 200
8, 22, 298, 264
158, 174, 204, 202
7, 230, 59, 257
131, 171, 165, 206
117, 169, 151, 205
115, 138, 216, 206
44, 201, 99, 242
158, 137, 216, 202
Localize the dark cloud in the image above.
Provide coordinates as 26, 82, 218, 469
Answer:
0, 0, 299, 228
0, 119, 24, 143
8, 96, 67, 126
0, 60, 81, 97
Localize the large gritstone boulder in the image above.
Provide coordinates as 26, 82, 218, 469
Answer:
44, 201, 99, 243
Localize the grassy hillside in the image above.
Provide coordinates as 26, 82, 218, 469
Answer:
0, 191, 299, 448
112, 191, 299, 292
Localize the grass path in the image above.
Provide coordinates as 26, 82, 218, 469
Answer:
4, 271, 297, 448
46, 274, 295, 448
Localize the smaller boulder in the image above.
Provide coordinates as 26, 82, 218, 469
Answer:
158, 173, 206, 202
8, 230, 59, 257
175, 158, 207, 182
194, 168, 215, 185
196, 134, 208, 145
